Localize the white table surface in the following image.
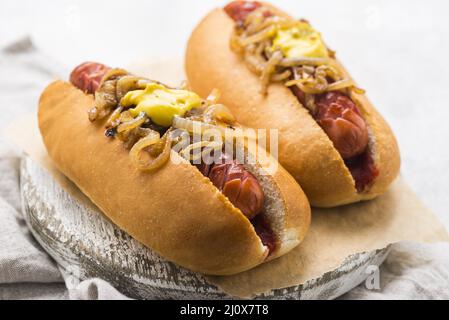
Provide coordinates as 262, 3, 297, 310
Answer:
1, 0, 448, 229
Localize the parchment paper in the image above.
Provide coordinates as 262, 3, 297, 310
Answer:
6, 59, 448, 298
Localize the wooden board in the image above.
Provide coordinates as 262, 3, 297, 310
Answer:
20, 156, 389, 299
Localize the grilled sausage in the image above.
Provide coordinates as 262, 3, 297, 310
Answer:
196, 154, 264, 219
224, 1, 261, 23
315, 92, 369, 159
70, 62, 110, 94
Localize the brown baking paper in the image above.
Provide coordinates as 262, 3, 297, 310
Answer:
5, 59, 448, 298
207, 178, 449, 297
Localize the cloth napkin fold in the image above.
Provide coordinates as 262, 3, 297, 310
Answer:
1, 37, 448, 300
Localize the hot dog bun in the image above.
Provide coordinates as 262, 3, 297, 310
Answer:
38, 80, 310, 275
185, 5, 400, 207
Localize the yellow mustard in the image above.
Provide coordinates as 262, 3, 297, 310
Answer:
121, 83, 202, 127
271, 21, 329, 59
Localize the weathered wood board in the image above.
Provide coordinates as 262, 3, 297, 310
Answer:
20, 156, 389, 299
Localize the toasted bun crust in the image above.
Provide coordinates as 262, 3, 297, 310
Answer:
185, 6, 400, 207
38, 80, 310, 275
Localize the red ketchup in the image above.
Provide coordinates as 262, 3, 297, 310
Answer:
345, 150, 379, 193
251, 214, 276, 254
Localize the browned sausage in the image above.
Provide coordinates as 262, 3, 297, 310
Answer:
196, 154, 264, 219
315, 92, 369, 159
224, 1, 261, 23
70, 62, 110, 94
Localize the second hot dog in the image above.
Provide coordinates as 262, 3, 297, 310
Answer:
186, 1, 400, 207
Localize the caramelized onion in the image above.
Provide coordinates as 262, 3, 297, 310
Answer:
106, 106, 123, 128
260, 50, 283, 93
327, 79, 356, 92
271, 69, 291, 82
99, 68, 128, 86
117, 112, 147, 133
351, 86, 366, 95
278, 57, 334, 68
91, 81, 117, 121
247, 16, 280, 35
129, 131, 171, 172
203, 104, 236, 125
285, 79, 326, 94
172, 116, 256, 140
179, 141, 223, 162
116, 76, 150, 100
243, 51, 266, 74
90, 68, 129, 121
239, 25, 276, 46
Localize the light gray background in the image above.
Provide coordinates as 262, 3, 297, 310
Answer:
1, 0, 448, 229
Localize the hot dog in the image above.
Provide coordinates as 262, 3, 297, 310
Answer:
186, 1, 400, 207
38, 61, 311, 275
